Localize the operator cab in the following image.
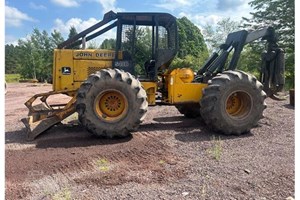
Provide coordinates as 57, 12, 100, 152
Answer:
114, 12, 178, 80
58, 11, 178, 81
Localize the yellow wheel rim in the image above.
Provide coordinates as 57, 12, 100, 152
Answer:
95, 90, 128, 122
226, 91, 251, 118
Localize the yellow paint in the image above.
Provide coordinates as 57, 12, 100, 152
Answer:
94, 90, 128, 122
73, 49, 122, 60
52, 49, 208, 106
176, 68, 195, 83
73, 60, 112, 82
53, 49, 123, 91
225, 91, 251, 117
53, 50, 74, 91
141, 82, 157, 105
163, 68, 207, 104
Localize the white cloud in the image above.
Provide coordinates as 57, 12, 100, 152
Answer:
179, 12, 222, 30
156, 0, 194, 11
5, 5, 35, 27
51, 0, 79, 7
29, 2, 47, 10
52, 17, 99, 35
93, 0, 124, 13
98, 0, 116, 12
165, 0, 253, 31
52, 17, 116, 45
5, 35, 18, 45
178, 0, 253, 30
5, 34, 29, 45
50, 0, 124, 12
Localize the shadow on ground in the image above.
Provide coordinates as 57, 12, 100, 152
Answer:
5, 124, 133, 149
5, 115, 255, 149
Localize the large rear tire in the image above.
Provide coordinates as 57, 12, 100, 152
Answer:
200, 70, 266, 135
76, 69, 148, 138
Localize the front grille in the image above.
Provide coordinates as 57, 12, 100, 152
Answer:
87, 67, 105, 76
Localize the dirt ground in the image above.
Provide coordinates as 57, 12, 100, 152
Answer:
5, 83, 295, 200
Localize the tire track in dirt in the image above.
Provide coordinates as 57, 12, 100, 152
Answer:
6, 84, 295, 199
6, 130, 187, 200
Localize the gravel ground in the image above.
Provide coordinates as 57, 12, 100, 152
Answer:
5, 83, 295, 200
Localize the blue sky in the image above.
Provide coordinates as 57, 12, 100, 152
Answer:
4, 0, 254, 45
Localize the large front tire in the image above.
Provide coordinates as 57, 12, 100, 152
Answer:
76, 69, 148, 138
200, 70, 266, 135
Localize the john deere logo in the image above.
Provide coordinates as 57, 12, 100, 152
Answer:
62, 67, 71, 75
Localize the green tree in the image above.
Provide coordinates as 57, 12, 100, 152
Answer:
87, 40, 100, 49
98, 18, 209, 74
243, 0, 295, 88
5, 44, 18, 74
176, 17, 208, 58
68, 26, 78, 38
238, 46, 262, 77
30, 29, 53, 81
202, 18, 256, 74
121, 26, 152, 75
14, 28, 65, 81
68, 26, 80, 49
51, 29, 65, 48
171, 54, 208, 72
203, 18, 241, 51
173, 17, 209, 71
16, 38, 38, 79
100, 38, 116, 50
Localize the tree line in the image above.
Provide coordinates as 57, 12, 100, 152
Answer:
5, 26, 79, 82
5, 17, 209, 82
5, 0, 294, 88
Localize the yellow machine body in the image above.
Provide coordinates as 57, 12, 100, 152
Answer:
161, 68, 207, 104
23, 48, 208, 140
52, 49, 207, 105
141, 81, 157, 105
52, 49, 122, 93
22, 11, 280, 140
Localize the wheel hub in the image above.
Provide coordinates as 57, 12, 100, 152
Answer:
95, 90, 128, 122
226, 91, 252, 119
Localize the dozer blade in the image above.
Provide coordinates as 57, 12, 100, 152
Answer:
22, 116, 62, 141
22, 90, 77, 141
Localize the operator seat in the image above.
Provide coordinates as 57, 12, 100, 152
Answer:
144, 59, 156, 80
